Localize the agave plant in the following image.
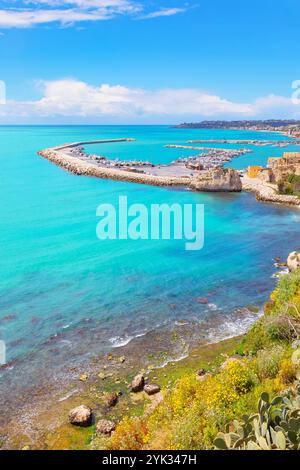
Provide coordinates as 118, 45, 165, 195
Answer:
214, 383, 300, 450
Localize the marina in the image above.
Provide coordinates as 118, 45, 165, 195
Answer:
44, 138, 253, 182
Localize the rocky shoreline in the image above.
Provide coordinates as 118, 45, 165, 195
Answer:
0, 305, 261, 449
242, 174, 300, 206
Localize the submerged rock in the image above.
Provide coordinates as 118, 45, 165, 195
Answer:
69, 405, 92, 427
144, 384, 161, 395
130, 374, 144, 392
287, 251, 300, 272
96, 419, 116, 435
190, 168, 242, 192
195, 298, 209, 304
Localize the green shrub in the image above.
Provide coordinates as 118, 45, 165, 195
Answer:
256, 345, 286, 380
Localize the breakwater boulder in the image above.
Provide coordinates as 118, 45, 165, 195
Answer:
190, 168, 242, 192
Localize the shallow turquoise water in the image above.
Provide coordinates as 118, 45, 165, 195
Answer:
1, 125, 300, 401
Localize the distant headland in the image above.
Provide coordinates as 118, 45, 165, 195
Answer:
173, 120, 300, 137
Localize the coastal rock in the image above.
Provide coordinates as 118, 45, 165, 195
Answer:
105, 392, 118, 407
96, 419, 116, 435
144, 384, 161, 395
130, 374, 144, 392
287, 252, 300, 272
190, 168, 242, 192
69, 405, 92, 427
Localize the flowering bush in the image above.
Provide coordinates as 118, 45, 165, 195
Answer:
108, 417, 148, 450
203, 360, 254, 410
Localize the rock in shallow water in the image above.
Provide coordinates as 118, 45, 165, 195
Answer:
144, 384, 161, 395
69, 405, 92, 427
96, 419, 116, 435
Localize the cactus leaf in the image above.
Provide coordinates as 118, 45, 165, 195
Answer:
247, 441, 261, 450
261, 421, 268, 437
276, 431, 286, 450
233, 438, 244, 449
261, 392, 269, 404
271, 396, 283, 406
214, 437, 228, 450
229, 432, 240, 442
287, 430, 297, 444
257, 436, 270, 450
289, 417, 300, 431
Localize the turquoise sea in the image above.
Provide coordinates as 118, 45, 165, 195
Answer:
1, 125, 300, 408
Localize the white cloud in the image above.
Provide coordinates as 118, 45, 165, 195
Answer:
1, 78, 300, 123
0, 1, 189, 28
0, 9, 111, 27
140, 7, 186, 20
23, 0, 141, 13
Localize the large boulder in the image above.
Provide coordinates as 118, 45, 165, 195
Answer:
144, 383, 161, 395
96, 419, 116, 435
190, 168, 242, 192
69, 405, 92, 427
287, 251, 300, 271
130, 374, 144, 392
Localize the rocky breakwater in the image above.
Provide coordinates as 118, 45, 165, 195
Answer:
38, 148, 187, 188
190, 168, 242, 192
38, 146, 244, 193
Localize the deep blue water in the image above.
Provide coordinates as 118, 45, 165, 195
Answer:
1, 125, 300, 401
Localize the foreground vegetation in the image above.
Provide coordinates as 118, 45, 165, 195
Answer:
279, 174, 300, 198
99, 269, 300, 450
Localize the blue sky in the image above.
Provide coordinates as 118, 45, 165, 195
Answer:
0, 0, 300, 123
